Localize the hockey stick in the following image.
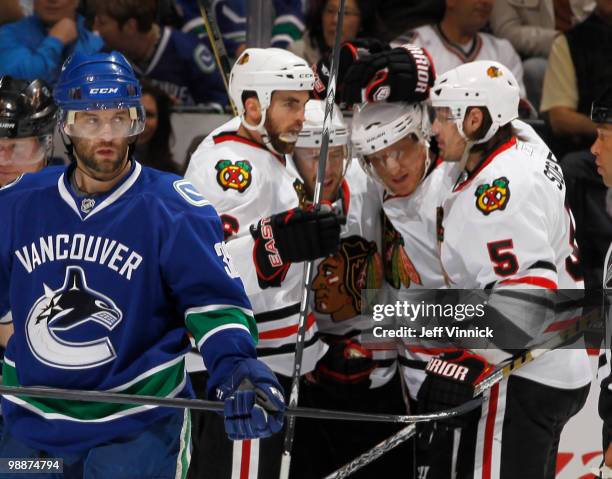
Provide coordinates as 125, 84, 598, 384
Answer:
324, 307, 599, 478
0, 384, 480, 424
196, 0, 238, 115
279, 2, 347, 477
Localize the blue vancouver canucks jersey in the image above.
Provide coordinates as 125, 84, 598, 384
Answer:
0, 161, 257, 452
133, 26, 228, 109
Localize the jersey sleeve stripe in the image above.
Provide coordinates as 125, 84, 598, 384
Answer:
186, 308, 258, 350
498, 276, 558, 290
254, 302, 300, 323
196, 323, 251, 350
543, 314, 581, 333
527, 261, 557, 273
185, 304, 253, 318
258, 313, 316, 340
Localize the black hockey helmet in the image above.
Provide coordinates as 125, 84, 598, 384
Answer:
591, 86, 612, 124
0, 76, 57, 139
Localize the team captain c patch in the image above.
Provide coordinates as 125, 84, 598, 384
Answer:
474, 177, 510, 215
215, 159, 252, 192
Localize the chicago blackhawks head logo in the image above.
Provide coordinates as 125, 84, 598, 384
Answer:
26, 266, 123, 369
487, 65, 503, 78
475, 177, 510, 215
381, 212, 422, 289
215, 159, 252, 192
312, 236, 382, 322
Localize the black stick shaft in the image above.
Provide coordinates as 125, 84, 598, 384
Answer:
0, 384, 480, 424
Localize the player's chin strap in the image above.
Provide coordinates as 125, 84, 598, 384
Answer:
454, 116, 500, 174
240, 109, 286, 156
419, 139, 432, 183
59, 129, 77, 163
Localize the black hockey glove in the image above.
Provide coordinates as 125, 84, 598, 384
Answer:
312, 38, 390, 101
342, 44, 436, 104
417, 350, 493, 427
311, 337, 377, 396
250, 205, 342, 289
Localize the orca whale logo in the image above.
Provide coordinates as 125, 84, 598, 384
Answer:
26, 266, 123, 369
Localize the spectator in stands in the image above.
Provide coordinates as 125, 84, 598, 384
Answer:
134, 81, 181, 175
270, 0, 307, 50
0, 0, 24, 26
175, 0, 305, 59
542, 0, 612, 289
0, 0, 103, 84
394, 0, 527, 98
289, 0, 381, 65
490, 0, 594, 109
377, 0, 445, 41
540, 0, 612, 156
93, 0, 228, 110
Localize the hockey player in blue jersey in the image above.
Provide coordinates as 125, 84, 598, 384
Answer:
0, 51, 285, 479
0, 75, 58, 441
0, 74, 57, 349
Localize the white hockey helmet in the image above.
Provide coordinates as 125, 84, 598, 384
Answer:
296, 100, 349, 148
352, 101, 431, 156
430, 60, 520, 144
352, 101, 432, 184
229, 48, 315, 126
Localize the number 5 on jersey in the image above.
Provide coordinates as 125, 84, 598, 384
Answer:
487, 239, 519, 276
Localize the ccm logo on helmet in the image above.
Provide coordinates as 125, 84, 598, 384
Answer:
89, 88, 119, 94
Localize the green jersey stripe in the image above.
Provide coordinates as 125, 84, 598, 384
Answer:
2, 358, 186, 421
185, 308, 258, 348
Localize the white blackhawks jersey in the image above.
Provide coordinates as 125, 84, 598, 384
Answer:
380, 159, 459, 398
381, 121, 591, 396
307, 161, 397, 388
394, 24, 526, 98
439, 130, 592, 389
185, 118, 327, 376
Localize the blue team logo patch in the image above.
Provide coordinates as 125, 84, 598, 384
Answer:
194, 44, 216, 74
173, 179, 210, 206
25, 266, 123, 369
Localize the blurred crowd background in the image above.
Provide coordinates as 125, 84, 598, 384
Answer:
1, 0, 611, 289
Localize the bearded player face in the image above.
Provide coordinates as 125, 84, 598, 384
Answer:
70, 109, 132, 182
265, 90, 309, 154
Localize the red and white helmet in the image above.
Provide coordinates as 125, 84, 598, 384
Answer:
229, 48, 315, 131
430, 60, 520, 144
